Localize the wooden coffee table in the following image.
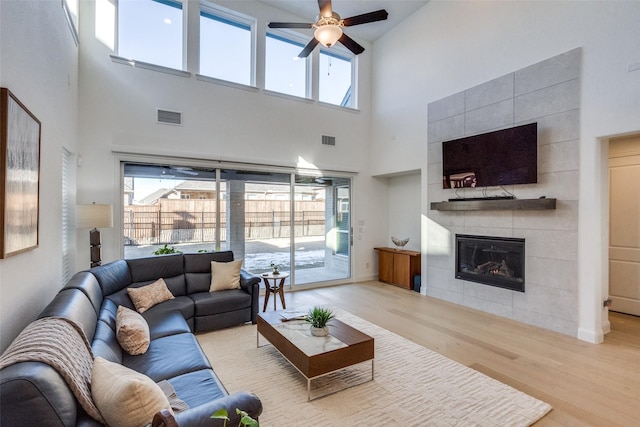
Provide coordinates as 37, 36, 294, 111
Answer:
257, 310, 374, 400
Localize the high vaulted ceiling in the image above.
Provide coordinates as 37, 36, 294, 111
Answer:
258, 0, 429, 43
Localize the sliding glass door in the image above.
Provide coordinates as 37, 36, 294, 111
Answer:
293, 175, 351, 285
219, 169, 292, 276
122, 161, 351, 286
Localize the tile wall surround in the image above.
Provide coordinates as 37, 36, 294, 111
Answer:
426, 48, 581, 336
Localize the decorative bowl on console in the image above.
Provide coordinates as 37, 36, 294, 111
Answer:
391, 236, 409, 250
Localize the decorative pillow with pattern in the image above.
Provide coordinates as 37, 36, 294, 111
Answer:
210, 259, 243, 292
116, 305, 150, 355
127, 278, 175, 313
92, 357, 173, 427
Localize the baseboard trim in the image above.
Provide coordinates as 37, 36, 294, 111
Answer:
577, 327, 604, 344
354, 274, 378, 282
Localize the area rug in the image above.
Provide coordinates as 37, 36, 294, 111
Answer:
197, 310, 552, 426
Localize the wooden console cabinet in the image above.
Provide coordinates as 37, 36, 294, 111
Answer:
374, 247, 421, 290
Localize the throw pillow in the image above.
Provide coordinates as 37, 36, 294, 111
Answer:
127, 278, 175, 313
91, 357, 173, 427
210, 259, 242, 292
116, 305, 150, 355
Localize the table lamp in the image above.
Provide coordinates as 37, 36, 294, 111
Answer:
76, 203, 113, 267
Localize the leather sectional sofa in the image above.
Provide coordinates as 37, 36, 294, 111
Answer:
0, 251, 263, 426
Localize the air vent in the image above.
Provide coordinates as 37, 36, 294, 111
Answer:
156, 109, 182, 126
322, 135, 336, 146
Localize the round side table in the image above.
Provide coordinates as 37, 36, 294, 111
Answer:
262, 272, 289, 312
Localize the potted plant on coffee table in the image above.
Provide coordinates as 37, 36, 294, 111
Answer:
305, 306, 335, 337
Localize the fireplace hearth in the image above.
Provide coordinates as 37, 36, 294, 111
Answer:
455, 235, 525, 292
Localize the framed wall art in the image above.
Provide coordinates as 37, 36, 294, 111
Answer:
0, 88, 41, 258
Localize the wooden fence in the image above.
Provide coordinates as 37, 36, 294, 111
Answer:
123, 199, 326, 245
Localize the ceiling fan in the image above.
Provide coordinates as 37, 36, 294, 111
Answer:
268, 0, 388, 58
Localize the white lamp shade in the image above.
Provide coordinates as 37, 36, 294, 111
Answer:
76, 204, 113, 229
314, 25, 342, 48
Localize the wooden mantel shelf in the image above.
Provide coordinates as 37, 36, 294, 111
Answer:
430, 198, 556, 211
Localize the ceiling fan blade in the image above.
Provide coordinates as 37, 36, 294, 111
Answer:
342, 9, 389, 27
298, 38, 320, 58
268, 22, 313, 29
318, 0, 333, 17
338, 33, 365, 55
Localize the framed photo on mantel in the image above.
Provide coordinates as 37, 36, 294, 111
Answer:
0, 88, 41, 258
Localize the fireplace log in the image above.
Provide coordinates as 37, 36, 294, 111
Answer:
475, 260, 514, 278
476, 261, 501, 273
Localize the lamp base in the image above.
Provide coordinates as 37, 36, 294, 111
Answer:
89, 228, 102, 268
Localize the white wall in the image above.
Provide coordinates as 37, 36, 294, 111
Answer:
76, 0, 386, 280
0, 0, 79, 351
386, 173, 421, 253
370, 1, 640, 342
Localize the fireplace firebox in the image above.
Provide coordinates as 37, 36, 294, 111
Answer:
455, 235, 525, 292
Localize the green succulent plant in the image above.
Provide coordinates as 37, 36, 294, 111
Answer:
305, 306, 335, 328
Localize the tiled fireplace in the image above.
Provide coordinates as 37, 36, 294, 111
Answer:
455, 235, 525, 292
425, 49, 580, 336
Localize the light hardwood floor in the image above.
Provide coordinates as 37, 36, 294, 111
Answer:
262, 281, 640, 426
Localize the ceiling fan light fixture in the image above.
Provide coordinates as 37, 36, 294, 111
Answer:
314, 24, 342, 48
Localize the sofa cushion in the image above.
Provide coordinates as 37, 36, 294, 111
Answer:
0, 362, 80, 427
194, 310, 252, 333
92, 357, 172, 427
210, 259, 242, 292
116, 306, 150, 355
191, 290, 252, 317
127, 279, 175, 313
122, 333, 211, 382
92, 319, 123, 364
184, 251, 234, 274
130, 274, 187, 300
127, 255, 186, 296
167, 369, 227, 408
91, 260, 132, 296
184, 251, 234, 294
141, 296, 195, 330
37, 289, 99, 342
102, 295, 194, 335
62, 272, 104, 315
142, 310, 192, 340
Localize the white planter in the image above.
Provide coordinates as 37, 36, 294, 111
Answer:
310, 326, 329, 337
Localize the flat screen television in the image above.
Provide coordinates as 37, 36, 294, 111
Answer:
442, 123, 538, 189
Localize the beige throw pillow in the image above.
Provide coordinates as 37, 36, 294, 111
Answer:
210, 259, 242, 292
127, 278, 175, 313
116, 305, 150, 355
91, 357, 173, 427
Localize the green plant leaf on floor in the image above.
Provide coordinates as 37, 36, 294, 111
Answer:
211, 408, 259, 427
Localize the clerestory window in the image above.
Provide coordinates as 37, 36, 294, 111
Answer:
117, 0, 184, 70
199, 4, 254, 85
265, 32, 309, 98
319, 50, 354, 107
115, 1, 356, 108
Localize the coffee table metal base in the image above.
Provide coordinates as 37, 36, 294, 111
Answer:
258, 333, 374, 400
256, 312, 375, 401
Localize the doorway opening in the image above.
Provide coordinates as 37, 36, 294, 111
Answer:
608, 134, 640, 316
